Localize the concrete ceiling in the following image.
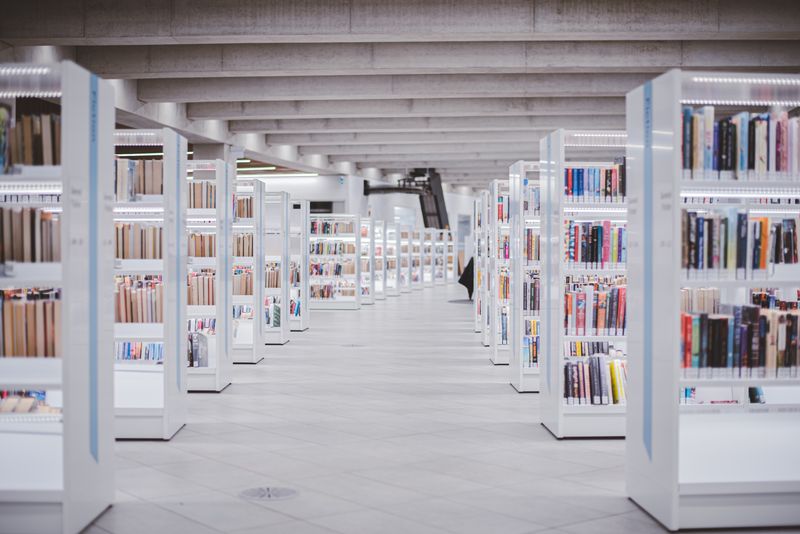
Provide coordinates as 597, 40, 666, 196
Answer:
3, 0, 800, 188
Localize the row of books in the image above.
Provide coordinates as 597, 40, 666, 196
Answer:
522, 274, 540, 315
232, 268, 254, 296
0, 207, 61, 264
497, 194, 510, 223
232, 305, 253, 319
235, 197, 253, 219
310, 282, 357, 299
115, 222, 162, 260
289, 298, 301, 317
188, 180, 216, 209
525, 229, 541, 262
310, 220, 354, 235
114, 276, 163, 323
498, 235, 509, 260
115, 341, 163, 362
523, 318, 539, 367
115, 158, 164, 201
681, 210, 798, 273
681, 106, 800, 179
680, 287, 720, 315
187, 331, 209, 368
0, 289, 61, 357
3, 112, 61, 169
188, 232, 216, 258
0, 391, 60, 414
498, 270, 509, 301
187, 271, 215, 306
751, 289, 800, 310
289, 263, 301, 285
310, 260, 355, 277
564, 220, 627, 268
233, 233, 253, 256
360, 258, 372, 273
680, 304, 800, 378
563, 163, 627, 203
310, 241, 356, 255
564, 341, 624, 359
498, 307, 508, 345
563, 357, 627, 405
524, 185, 541, 215
563, 278, 627, 336
265, 265, 281, 288
264, 296, 281, 327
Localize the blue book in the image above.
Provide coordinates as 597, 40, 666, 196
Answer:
727, 317, 734, 369
697, 216, 704, 270
734, 111, 750, 175
682, 106, 693, 170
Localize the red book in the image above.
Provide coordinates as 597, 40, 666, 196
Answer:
617, 287, 626, 335
576, 292, 587, 336
682, 313, 692, 369
567, 168, 573, 197
602, 220, 611, 265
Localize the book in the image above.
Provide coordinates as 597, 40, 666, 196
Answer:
563, 356, 627, 405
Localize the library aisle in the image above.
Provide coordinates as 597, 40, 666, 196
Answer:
96, 284, 662, 534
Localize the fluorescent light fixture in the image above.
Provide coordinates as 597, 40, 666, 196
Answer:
682, 99, 800, 107
254, 173, 319, 178
116, 151, 163, 157
690, 76, 800, 86
237, 166, 277, 171
236, 159, 251, 163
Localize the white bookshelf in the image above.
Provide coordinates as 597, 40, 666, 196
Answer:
509, 161, 542, 393
473, 196, 484, 333
385, 223, 400, 297
359, 216, 375, 305
539, 129, 628, 438
626, 69, 800, 531
289, 200, 310, 331
445, 229, 456, 283
309, 214, 361, 310
0, 60, 115, 534
489, 179, 511, 365
232, 180, 265, 364
410, 228, 423, 290
185, 159, 233, 392
399, 226, 412, 293
113, 128, 188, 440
433, 229, 446, 285
479, 191, 492, 347
373, 219, 387, 300
422, 228, 435, 287
263, 191, 290, 345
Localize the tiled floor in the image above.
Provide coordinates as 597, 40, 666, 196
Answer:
89, 284, 799, 534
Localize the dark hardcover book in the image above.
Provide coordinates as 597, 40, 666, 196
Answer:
564, 364, 571, 402
736, 212, 748, 269
605, 169, 612, 199
697, 216, 704, 270
752, 221, 762, 270
714, 120, 722, 171
748, 119, 756, 170
732, 306, 742, 369
699, 313, 709, 369
705, 218, 714, 268
590, 356, 601, 404
682, 107, 693, 170
758, 315, 768, 369
772, 222, 782, 265
720, 218, 728, 269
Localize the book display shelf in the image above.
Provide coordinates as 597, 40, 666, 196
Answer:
185, 159, 233, 392
0, 61, 115, 534
473, 195, 484, 333
422, 228, 435, 287
309, 214, 361, 310
373, 219, 387, 300
112, 128, 188, 440
480, 191, 492, 347
434, 229, 446, 284
626, 69, 800, 531
385, 223, 400, 297
509, 161, 542, 393
289, 200, 310, 332
445, 229, 456, 282
539, 129, 628, 438
411, 228, 423, 290
489, 179, 511, 365
231, 180, 265, 364
359, 216, 375, 305
399, 226, 412, 293
263, 191, 290, 345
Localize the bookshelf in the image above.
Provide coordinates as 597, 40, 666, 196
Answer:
0, 61, 115, 534
509, 161, 542, 393
263, 191, 290, 345
399, 226, 412, 293
374, 219, 387, 300
359, 216, 375, 305
473, 196, 484, 333
309, 214, 361, 310
385, 223, 400, 297
185, 159, 233, 392
411, 228, 423, 290
231, 180, 265, 364
445, 229, 456, 283
422, 228, 435, 287
626, 69, 800, 530
289, 200, 310, 332
489, 179, 511, 365
113, 128, 188, 440
539, 129, 628, 438
479, 191, 492, 347
434, 229, 446, 285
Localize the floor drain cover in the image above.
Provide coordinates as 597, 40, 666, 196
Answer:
239, 487, 298, 501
